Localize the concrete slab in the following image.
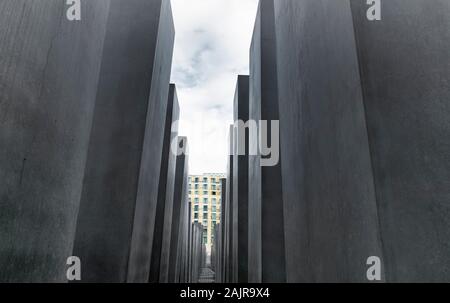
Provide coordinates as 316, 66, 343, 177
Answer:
248, 0, 286, 283
350, 0, 450, 282
160, 137, 188, 282
0, 0, 110, 282
274, 0, 384, 282
232, 75, 250, 283
72, 0, 174, 283
149, 84, 179, 282
225, 125, 235, 282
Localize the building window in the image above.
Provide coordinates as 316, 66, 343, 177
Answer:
194, 213, 198, 219
212, 191, 216, 196
203, 183, 208, 190
195, 191, 199, 195
194, 184, 199, 190
203, 198, 208, 204
212, 206, 217, 212
203, 205, 208, 211
194, 198, 199, 204
212, 198, 217, 205
203, 220, 208, 227
194, 205, 199, 211
203, 212, 208, 218
212, 213, 217, 220
203, 191, 208, 195
195, 177, 199, 183
212, 185, 216, 190
203, 177, 208, 183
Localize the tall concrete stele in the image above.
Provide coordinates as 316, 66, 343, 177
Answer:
217, 0, 450, 283
274, 0, 450, 283
248, 0, 286, 283
0, 0, 111, 283
73, 0, 175, 283
149, 84, 180, 283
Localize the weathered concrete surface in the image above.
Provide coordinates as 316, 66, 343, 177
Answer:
0, 0, 110, 282
149, 84, 179, 282
218, 178, 227, 283
179, 185, 191, 283
172, 137, 189, 282
225, 125, 235, 282
186, 202, 192, 282
232, 75, 250, 283
211, 224, 217, 272
274, 0, 384, 283
160, 137, 188, 282
190, 223, 204, 283
248, 0, 286, 283
350, 0, 450, 282
73, 0, 174, 283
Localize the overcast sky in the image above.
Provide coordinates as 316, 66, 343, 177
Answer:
170, 0, 259, 175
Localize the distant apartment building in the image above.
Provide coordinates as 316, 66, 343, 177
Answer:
188, 173, 226, 252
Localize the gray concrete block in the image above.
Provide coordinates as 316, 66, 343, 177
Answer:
232, 75, 250, 283
350, 0, 450, 282
274, 0, 384, 283
0, 0, 110, 282
174, 193, 190, 284
186, 202, 192, 282
173, 138, 189, 282
190, 222, 203, 283
176, 168, 190, 283
149, 84, 179, 283
72, 0, 174, 283
160, 137, 188, 282
218, 178, 227, 283
248, 1, 286, 283
225, 125, 235, 282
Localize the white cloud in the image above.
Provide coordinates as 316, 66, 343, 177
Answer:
170, 0, 259, 174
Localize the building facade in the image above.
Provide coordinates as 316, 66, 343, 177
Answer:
188, 174, 225, 253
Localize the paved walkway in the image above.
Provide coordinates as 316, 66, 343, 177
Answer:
198, 267, 215, 283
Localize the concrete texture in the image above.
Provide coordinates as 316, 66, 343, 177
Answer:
232, 76, 250, 283
211, 224, 218, 272
248, 0, 286, 283
217, 178, 227, 283
175, 196, 191, 283
274, 0, 384, 282
190, 223, 204, 283
175, 138, 190, 283
160, 136, 188, 282
179, 186, 191, 283
186, 202, 192, 282
149, 84, 179, 283
225, 125, 235, 282
72, 0, 174, 283
350, 0, 450, 282
0, 0, 110, 282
